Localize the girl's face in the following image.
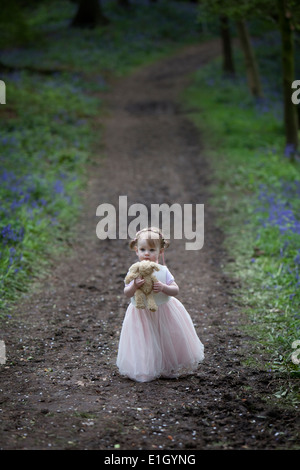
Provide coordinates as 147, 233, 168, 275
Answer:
135, 236, 162, 263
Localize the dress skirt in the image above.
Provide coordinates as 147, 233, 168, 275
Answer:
116, 297, 204, 382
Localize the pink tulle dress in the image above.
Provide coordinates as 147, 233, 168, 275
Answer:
116, 264, 204, 382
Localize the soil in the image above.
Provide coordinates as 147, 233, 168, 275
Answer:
0, 40, 299, 452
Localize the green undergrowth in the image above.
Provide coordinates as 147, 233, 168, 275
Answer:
0, 69, 98, 312
183, 33, 300, 396
1, 1, 204, 76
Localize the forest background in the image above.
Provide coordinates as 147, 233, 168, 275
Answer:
0, 0, 299, 401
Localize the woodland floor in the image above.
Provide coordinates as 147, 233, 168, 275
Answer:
0, 39, 298, 452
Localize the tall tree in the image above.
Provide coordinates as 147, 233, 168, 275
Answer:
236, 19, 263, 98
199, 0, 300, 158
199, 0, 263, 98
220, 15, 236, 77
71, 0, 109, 28
277, 0, 298, 159
118, 0, 131, 8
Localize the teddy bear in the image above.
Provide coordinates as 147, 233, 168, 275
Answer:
125, 260, 160, 312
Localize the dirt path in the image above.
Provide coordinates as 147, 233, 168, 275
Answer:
0, 40, 298, 451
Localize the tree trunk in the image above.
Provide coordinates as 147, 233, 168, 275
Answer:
236, 19, 263, 99
277, 0, 298, 160
71, 0, 109, 28
220, 15, 235, 78
118, 0, 130, 8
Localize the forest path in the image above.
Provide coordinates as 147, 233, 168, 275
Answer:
0, 40, 297, 450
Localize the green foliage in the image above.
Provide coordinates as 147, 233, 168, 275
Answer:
197, 0, 277, 22
197, 0, 300, 34
0, 0, 41, 48
183, 36, 300, 377
0, 69, 97, 311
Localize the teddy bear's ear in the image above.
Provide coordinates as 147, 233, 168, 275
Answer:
150, 262, 160, 271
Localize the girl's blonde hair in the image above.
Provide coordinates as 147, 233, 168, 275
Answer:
129, 226, 170, 251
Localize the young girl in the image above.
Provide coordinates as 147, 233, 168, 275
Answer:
116, 227, 204, 382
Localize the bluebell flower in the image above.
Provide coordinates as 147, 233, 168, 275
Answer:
284, 143, 296, 158
294, 251, 300, 266
53, 180, 64, 194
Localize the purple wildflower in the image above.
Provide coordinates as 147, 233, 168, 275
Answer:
284, 143, 296, 159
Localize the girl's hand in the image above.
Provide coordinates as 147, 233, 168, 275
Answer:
124, 277, 144, 298
134, 277, 145, 288
153, 281, 165, 293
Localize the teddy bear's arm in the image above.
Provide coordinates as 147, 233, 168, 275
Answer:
125, 272, 138, 284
